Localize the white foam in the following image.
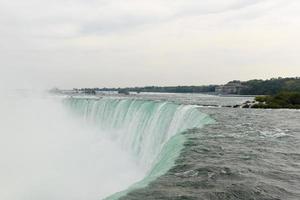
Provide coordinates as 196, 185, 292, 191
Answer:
0, 94, 145, 200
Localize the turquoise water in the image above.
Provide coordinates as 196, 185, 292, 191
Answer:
64, 97, 214, 199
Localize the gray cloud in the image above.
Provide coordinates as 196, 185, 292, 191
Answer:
0, 0, 299, 89
69, 0, 269, 36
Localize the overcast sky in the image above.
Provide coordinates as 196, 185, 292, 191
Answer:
0, 0, 299, 89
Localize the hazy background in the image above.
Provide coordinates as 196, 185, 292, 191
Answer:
0, 94, 145, 200
0, 0, 299, 89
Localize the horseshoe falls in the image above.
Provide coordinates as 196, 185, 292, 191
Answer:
0, 95, 148, 200
0, 94, 213, 200
1, 93, 299, 200
64, 97, 213, 199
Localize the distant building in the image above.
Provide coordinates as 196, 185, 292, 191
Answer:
215, 81, 246, 94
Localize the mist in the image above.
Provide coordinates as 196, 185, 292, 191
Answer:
0, 93, 145, 200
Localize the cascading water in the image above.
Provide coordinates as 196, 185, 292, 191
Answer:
64, 97, 214, 199
0, 94, 145, 200
2, 93, 298, 200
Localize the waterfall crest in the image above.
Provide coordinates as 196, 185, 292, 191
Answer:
64, 97, 213, 198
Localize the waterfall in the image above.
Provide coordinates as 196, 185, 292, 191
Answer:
64, 97, 213, 199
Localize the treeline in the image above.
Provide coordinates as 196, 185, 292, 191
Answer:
77, 85, 217, 94
75, 77, 300, 95
253, 92, 300, 109
239, 77, 300, 95
124, 85, 217, 93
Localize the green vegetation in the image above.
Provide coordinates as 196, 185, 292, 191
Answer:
77, 85, 217, 94
240, 77, 300, 95
125, 85, 217, 93
118, 89, 130, 95
74, 77, 300, 96
70, 77, 300, 109
252, 92, 300, 109
81, 88, 96, 95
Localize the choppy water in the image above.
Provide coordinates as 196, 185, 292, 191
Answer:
118, 94, 300, 200
64, 97, 214, 199
1, 92, 299, 200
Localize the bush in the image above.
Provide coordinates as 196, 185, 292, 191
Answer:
253, 92, 300, 109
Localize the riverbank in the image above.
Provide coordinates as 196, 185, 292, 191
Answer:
240, 92, 300, 109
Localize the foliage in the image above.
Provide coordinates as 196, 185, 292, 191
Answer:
240, 77, 300, 95
253, 92, 300, 109
79, 85, 217, 94
82, 88, 96, 95
118, 89, 130, 95
74, 77, 300, 95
